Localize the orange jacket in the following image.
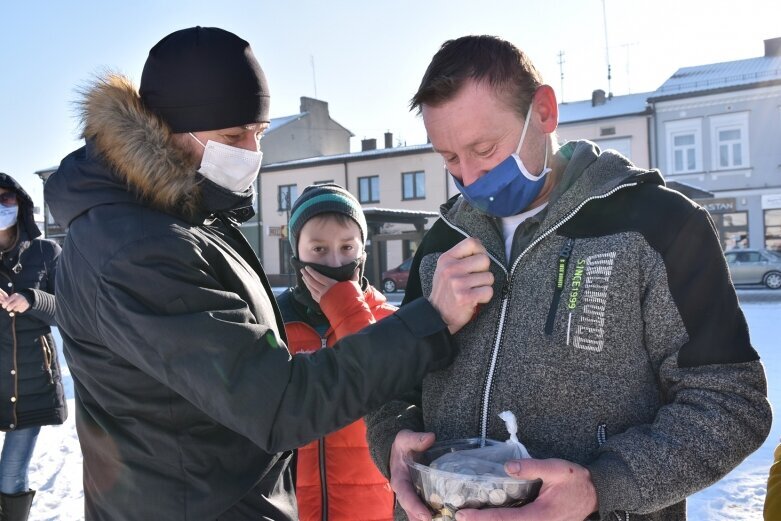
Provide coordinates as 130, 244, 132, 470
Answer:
281, 281, 396, 521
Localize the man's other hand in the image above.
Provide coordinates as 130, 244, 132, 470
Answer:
389, 430, 436, 521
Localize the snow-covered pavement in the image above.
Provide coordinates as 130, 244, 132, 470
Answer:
11, 293, 781, 520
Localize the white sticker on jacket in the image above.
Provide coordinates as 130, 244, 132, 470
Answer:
568, 251, 617, 352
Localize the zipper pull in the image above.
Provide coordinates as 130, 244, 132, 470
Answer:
321, 337, 327, 349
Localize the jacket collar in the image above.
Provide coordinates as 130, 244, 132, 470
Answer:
440, 140, 665, 253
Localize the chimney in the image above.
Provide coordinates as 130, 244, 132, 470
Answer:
765, 37, 781, 57
384, 132, 393, 149
300, 97, 328, 115
361, 138, 377, 151
591, 89, 606, 107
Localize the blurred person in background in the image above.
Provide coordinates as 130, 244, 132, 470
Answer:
0, 173, 66, 521
766, 441, 780, 520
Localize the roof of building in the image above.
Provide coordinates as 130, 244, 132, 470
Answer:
558, 92, 652, 124
665, 179, 714, 199
261, 143, 436, 171
267, 113, 305, 132
650, 55, 781, 101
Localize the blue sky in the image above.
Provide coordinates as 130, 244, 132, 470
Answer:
2, 0, 779, 208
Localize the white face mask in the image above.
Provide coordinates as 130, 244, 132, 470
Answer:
0, 205, 18, 231
189, 133, 263, 192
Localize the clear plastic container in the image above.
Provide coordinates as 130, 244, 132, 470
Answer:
407, 438, 541, 519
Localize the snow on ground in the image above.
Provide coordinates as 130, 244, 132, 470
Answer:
6, 292, 779, 520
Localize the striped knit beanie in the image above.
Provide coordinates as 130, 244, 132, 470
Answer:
288, 183, 367, 256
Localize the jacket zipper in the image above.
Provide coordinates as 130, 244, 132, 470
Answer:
545, 237, 575, 335
40, 335, 54, 384
436, 217, 507, 447
596, 423, 607, 447
319, 437, 328, 521
597, 424, 630, 521
10, 313, 19, 429
318, 333, 328, 521
1, 268, 20, 430
439, 183, 639, 443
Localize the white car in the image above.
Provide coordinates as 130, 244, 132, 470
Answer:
724, 248, 781, 289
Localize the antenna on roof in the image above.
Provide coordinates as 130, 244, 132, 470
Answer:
601, 0, 613, 98
621, 42, 639, 94
557, 50, 566, 102
310, 55, 318, 99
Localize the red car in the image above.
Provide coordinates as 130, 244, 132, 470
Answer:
381, 257, 413, 293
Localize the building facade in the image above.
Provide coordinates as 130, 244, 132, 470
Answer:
260, 97, 352, 165
557, 89, 653, 168
649, 37, 781, 251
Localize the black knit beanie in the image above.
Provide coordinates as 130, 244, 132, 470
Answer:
288, 184, 368, 257
140, 26, 270, 133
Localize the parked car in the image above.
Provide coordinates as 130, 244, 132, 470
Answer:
381, 257, 413, 293
724, 248, 781, 289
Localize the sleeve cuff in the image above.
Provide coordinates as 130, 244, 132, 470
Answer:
394, 297, 448, 336
21, 288, 57, 324
320, 280, 364, 316
394, 298, 453, 369
586, 451, 642, 517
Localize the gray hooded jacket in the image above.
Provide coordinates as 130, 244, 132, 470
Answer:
366, 141, 771, 521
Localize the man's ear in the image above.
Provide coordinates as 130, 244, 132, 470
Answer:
532, 85, 559, 134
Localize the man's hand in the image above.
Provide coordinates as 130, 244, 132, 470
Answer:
389, 430, 436, 521
0, 291, 30, 314
428, 237, 493, 334
300, 266, 359, 303
454, 458, 598, 521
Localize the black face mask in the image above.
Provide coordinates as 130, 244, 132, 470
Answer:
289, 254, 367, 319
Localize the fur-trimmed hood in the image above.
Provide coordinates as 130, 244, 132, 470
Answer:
46, 73, 254, 227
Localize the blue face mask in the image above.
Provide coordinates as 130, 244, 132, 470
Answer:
452, 104, 550, 218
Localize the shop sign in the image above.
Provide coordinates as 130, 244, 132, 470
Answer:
698, 197, 736, 213
761, 193, 781, 210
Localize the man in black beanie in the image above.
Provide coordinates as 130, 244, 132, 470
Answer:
44, 27, 490, 521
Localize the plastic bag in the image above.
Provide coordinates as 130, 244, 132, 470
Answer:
429, 411, 531, 477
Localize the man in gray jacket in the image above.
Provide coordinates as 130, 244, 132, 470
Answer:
366, 35, 772, 521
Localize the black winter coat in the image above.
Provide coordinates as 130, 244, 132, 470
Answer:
0, 173, 66, 432
45, 74, 455, 521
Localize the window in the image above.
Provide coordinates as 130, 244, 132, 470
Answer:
673, 135, 697, 171
710, 112, 749, 170
402, 171, 426, 200
765, 209, 781, 252
594, 137, 631, 160
358, 176, 380, 203
732, 251, 762, 263
713, 211, 749, 250
278, 184, 298, 212
665, 118, 702, 174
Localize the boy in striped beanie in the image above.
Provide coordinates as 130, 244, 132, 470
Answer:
276, 183, 396, 520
